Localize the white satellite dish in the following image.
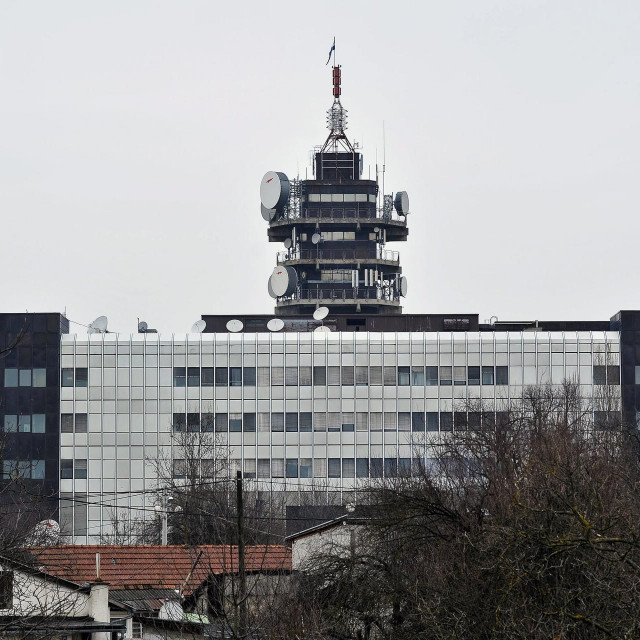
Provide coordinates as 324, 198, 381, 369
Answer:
311, 233, 322, 245
261, 203, 276, 222
394, 191, 410, 216
314, 325, 331, 333
267, 318, 285, 332
260, 171, 290, 210
284, 237, 292, 249
226, 319, 244, 333
190, 320, 206, 333
313, 306, 329, 321
138, 321, 148, 333
267, 277, 276, 299
88, 316, 108, 334
269, 266, 298, 297
27, 519, 61, 545
399, 276, 408, 297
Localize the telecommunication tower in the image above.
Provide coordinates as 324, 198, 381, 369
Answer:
260, 65, 410, 316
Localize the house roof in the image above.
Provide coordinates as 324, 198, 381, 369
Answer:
284, 515, 372, 542
30, 545, 291, 594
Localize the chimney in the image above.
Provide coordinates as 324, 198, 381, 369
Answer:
89, 553, 110, 640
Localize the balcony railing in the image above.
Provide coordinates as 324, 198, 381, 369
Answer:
275, 204, 406, 224
277, 286, 400, 304
277, 247, 399, 264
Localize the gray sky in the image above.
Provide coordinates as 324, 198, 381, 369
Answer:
1, 0, 639, 334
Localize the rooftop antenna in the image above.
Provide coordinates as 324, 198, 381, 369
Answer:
382, 121, 386, 206
88, 315, 108, 334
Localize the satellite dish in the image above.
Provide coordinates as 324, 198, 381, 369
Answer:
313, 306, 329, 321
226, 319, 244, 333
284, 238, 292, 249
138, 321, 148, 333
267, 277, 276, 299
394, 191, 410, 216
311, 233, 322, 245
400, 276, 408, 297
88, 316, 108, 334
27, 519, 61, 545
261, 203, 276, 222
373, 227, 380, 233
314, 325, 331, 333
269, 266, 298, 297
260, 171, 290, 210
190, 320, 206, 333
267, 318, 285, 332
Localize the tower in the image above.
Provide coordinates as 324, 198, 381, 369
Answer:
261, 65, 410, 316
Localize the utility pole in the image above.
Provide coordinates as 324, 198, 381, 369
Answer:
236, 470, 248, 638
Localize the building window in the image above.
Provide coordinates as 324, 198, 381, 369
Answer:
173, 367, 186, 387
201, 413, 215, 432
32, 368, 46, 387
75, 459, 87, 479
230, 367, 242, 387
172, 459, 186, 479
285, 367, 298, 386
496, 366, 509, 385
173, 413, 186, 432
286, 459, 298, 478
243, 367, 256, 386
271, 459, 284, 478
187, 413, 200, 432
18, 415, 31, 433
341, 366, 354, 386
215, 367, 228, 387
356, 458, 369, 478
482, 366, 495, 385
258, 459, 270, 478
187, 367, 200, 387
398, 366, 411, 386
285, 413, 298, 432
32, 414, 46, 433
411, 367, 424, 385
439, 366, 452, 386
468, 366, 480, 385
0, 571, 13, 609
61, 414, 74, 433
313, 366, 326, 386
383, 367, 397, 386
60, 459, 73, 479
3, 369, 18, 388
440, 413, 453, 432
328, 413, 341, 432
271, 413, 284, 432
3, 415, 17, 432
454, 366, 466, 386
215, 413, 228, 432
229, 413, 242, 432
299, 366, 312, 386
342, 459, 355, 478
328, 458, 341, 478
328, 366, 340, 386
243, 413, 256, 432
384, 458, 397, 477
61, 368, 74, 387
75, 368, 88, 387
300, 412, 312, 432
412, 413, 425, 432
3, 460, 44, 480
19, 369, 32, 387
202, 367, 214, 386
355, 366, 368, 386
425, 366, 438, 386
271, 367, 284, 386
426, 412, 439, 431
258, 367, 270, 386
369, 366, 382, 385
300, 458, 312, 478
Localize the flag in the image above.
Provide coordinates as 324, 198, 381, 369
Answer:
326, 38, 335, 66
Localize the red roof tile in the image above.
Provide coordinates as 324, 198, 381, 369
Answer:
30, 545, 291, 594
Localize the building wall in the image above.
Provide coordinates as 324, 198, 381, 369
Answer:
57, 330, 621, 543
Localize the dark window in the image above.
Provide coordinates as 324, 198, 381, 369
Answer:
411, 367, 425, 385
187, 413, 200, 432
594, 411, 619, 430
356, 458, 369, 478
398, 366, 411, 386
61, 414, 74, 433
384, 458, 397, 477
341, 366, 354, 386
75, 459, 87, 479
440, 413, 453, 432
243, 413, 256, 432
482, 366, 494, 385
425, 366, 438, 386
172, 459, 186, 479
383, 366, 397, 386
426, 412, 439, 431
412, 413, 425, 432
454, 412, 467, 431
187, 367, 200, 387
74, 414, 87, 433
468, 366, 480, 385
215, 413, 228, 432
496, 366, 509, 385
398, 458, 411, 476
286, 367, 298, 386
201, 413, 215, 432
607, 365, 620, 384
370, 458, 383, 478
271, 413, 284, 432
469, 412, 481, 429
60, 459, 73, 479
173, 367, 186, 387
328, 458, 341, 478
593, 365, 606, 385
300, 458, 312, 478
341, 418, 355, 432
202, 367, 214, 386
342, 459, 355, 478
299, 412, 312, 432
328, 366, 341, 386
286, 459, 298, 478
215, 367, 228, 387
355, 366, 369, 386
0, 571, 13, 609
229, 367, 242, 387
285, 413, 298, 432
173, 413, 186, 432
229, 414, 242, 432
61, 369, 74, 387
75, 368, 88, 387
243, 367, 256, 386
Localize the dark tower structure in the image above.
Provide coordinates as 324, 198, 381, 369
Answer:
261, 65, 410, 316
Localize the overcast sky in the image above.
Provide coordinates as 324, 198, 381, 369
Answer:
1, 1, 639, 335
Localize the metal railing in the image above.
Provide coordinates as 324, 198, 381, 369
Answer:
275, 204, 406, 224
277, 286, 400, 304
277, 247, 399, 264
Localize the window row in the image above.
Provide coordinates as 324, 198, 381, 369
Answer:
2, 414, 46, 433
2, 459, 45, 479
61, 368, 88, 387
172, 365, 510, 388
61, 413, 87, 433
61, 459, 87, 479
3, 368, 46, 388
